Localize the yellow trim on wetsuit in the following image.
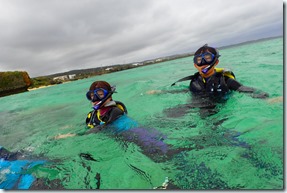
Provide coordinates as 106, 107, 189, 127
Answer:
201, 68, 235, 84
215, 68, 235, 79
116, 104, 125, 112
96, 110, 105, 124
87, 123, 94, 128
87, 111, 95, 128
202, 78, 206, 83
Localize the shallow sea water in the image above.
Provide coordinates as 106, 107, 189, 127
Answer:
0, 37, 283, 190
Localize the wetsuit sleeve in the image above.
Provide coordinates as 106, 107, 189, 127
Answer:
225, 77, 242, 90
226, 77, 269, 99
84, 126, 104, 135
147, 88, 189, 95
237, 85, 269, 99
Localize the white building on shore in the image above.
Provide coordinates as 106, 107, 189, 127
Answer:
53, 74, 76, 81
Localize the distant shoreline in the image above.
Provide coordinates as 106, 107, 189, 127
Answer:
28, 85, 53, 91
37, 35, 282, 79
28, 81, 71, 91
27, 36, 282, 90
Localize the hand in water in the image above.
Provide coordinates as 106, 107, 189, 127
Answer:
266, 96, 283, 104
54, 133, 76, 139
146, 90, 162, 95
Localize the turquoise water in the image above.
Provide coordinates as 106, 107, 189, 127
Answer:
0, 37, 283, 189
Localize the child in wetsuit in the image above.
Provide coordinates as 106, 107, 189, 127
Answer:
188, 44, 269, 99
147, 44, 270, 118
85, 80, 127, 129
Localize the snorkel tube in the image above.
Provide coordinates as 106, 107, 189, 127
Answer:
93, 86, 116, 110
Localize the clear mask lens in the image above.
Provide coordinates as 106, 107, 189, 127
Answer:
86, 88, 109, 102
194, 53, 215, 66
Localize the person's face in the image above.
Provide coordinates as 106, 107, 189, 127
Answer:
194, 59, 219, 76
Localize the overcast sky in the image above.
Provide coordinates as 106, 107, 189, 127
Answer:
0, 0, 283, 77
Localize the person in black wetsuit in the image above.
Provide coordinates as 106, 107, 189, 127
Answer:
185, 44, 269, 99
148, 44, 269, 118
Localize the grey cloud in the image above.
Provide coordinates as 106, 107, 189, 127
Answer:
0, 0, 283, 77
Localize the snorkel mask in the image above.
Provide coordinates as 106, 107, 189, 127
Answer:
86, 86, 116, 110
193, 44, 220, 74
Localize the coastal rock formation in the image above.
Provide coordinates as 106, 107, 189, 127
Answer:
0, 71, 32, 97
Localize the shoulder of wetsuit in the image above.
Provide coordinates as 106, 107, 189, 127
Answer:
190, 72, 200, 82
215, 68, 236, 79
105, 105, 125, 124
114, 101, 128, 114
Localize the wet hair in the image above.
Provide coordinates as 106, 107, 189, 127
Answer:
89, 81, 112, 91
194, 44, 220, 57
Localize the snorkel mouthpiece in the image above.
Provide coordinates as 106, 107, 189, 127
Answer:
201, 65, 211, 74
93, 101, 103, 110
